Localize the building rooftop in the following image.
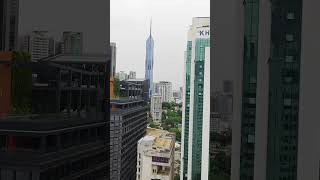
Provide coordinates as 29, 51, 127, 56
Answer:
126, 78, 145, 82
41, 54, 109, 63
145, 128, 175, 150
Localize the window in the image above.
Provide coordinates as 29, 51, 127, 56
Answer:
286, 34, 294, 41
287, 12, 295, 20
248, 98, 256, 105
285, 56, 294, 63
284, 99, 292, 106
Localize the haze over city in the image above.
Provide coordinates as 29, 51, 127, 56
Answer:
111, 0, 210, 90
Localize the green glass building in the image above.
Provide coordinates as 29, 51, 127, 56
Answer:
231, 0, 319, 180
181, 17, 210, 180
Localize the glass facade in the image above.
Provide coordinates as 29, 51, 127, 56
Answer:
266, 0, 302, 180
182, 41, 192, 180
191, 38, 210, 180
240, 0, 260, 179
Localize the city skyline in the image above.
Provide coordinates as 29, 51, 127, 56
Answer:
18, 0, 108, 54
111, 0, 210, 90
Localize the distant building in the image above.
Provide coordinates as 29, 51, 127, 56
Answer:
127, 78, 150, 102
145, 21, 154, 97
151, 94, 162, 124
129, 71, 136, 79
137, 128, 175, 180
62, 31, 83, 55
158, 81, 173, 103
110, 42, 117, 77
116, 71, 128, 81
153, 82, 161, 95
21, 31, 55, 61
172, 90, 182, 104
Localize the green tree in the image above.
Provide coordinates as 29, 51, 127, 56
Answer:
168, 127, 181, 142
113, 77, 120, 98
11, 51, 32, 114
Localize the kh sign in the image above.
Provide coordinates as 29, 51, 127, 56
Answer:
197, 27, 210, 38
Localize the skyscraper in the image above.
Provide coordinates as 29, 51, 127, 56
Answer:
158, 81, 173, 103
228, 0, 320, 180
181, 17, 210, 180
0, 0, 19, 51
145, 20, 154, 97
62, 31, 83, 55
21, 31, 55, 61
110, 42, 117, 77
110, 81, 148, 180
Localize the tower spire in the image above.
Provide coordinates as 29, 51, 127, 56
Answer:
150, 18, 152, 36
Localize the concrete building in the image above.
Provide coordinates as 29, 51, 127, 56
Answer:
136, 128, 175, 180
153, 82, 161, 95
129, 71, 136, 79
116, 71, 128, 81
0, 0, 19, 51
151, 94, 162, 124
62, 31, 83, 55
21, 31, 55, 61
181, 17, 210, 180
145, 21, 154, 97
110, 42, 117, 78
211, 0, 320, 180
110, 82, 148, 180
158, 81, 173, 103
0, 54, 111, 180
126, 78, 150, 102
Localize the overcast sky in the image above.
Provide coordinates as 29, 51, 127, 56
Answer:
18, 0, 108, 54
111, 0, 210, 90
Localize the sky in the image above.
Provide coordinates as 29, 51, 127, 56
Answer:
111, 0, 210, 90
18, 0, 108, 54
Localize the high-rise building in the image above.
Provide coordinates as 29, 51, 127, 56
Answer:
129, 71, 137, 79
21, 31, 55, 61
136, 128, 175, 180
153, 82, 161, 95
0, 0, 19, 51
116, 71, 128, 81
0, 54, 111, 180
151, 94, 162, 124
226, 0, 320, 180
110, 42, 117, 77
145, 21, 154, 97
181, 17, 210, 180
158, 81, 173, 103
62, 31, 83, 55
110, 87, 148, 180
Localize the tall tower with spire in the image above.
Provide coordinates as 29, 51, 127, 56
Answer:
145, 20, 154, 97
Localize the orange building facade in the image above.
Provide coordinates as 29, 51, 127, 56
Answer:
0, 52, 12, 117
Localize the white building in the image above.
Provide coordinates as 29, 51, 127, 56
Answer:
181, 17, 210, 180
129, 71, 136, 79
137, 128, 175, 180
158, 81, 173, 103
151, 94, 162, 124
21, 31, 55, 61
116, 71, 128, 81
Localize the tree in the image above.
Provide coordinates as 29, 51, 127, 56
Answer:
168, 128, 181, 142
11, 51, 32, 114
113, 77, 120, 98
